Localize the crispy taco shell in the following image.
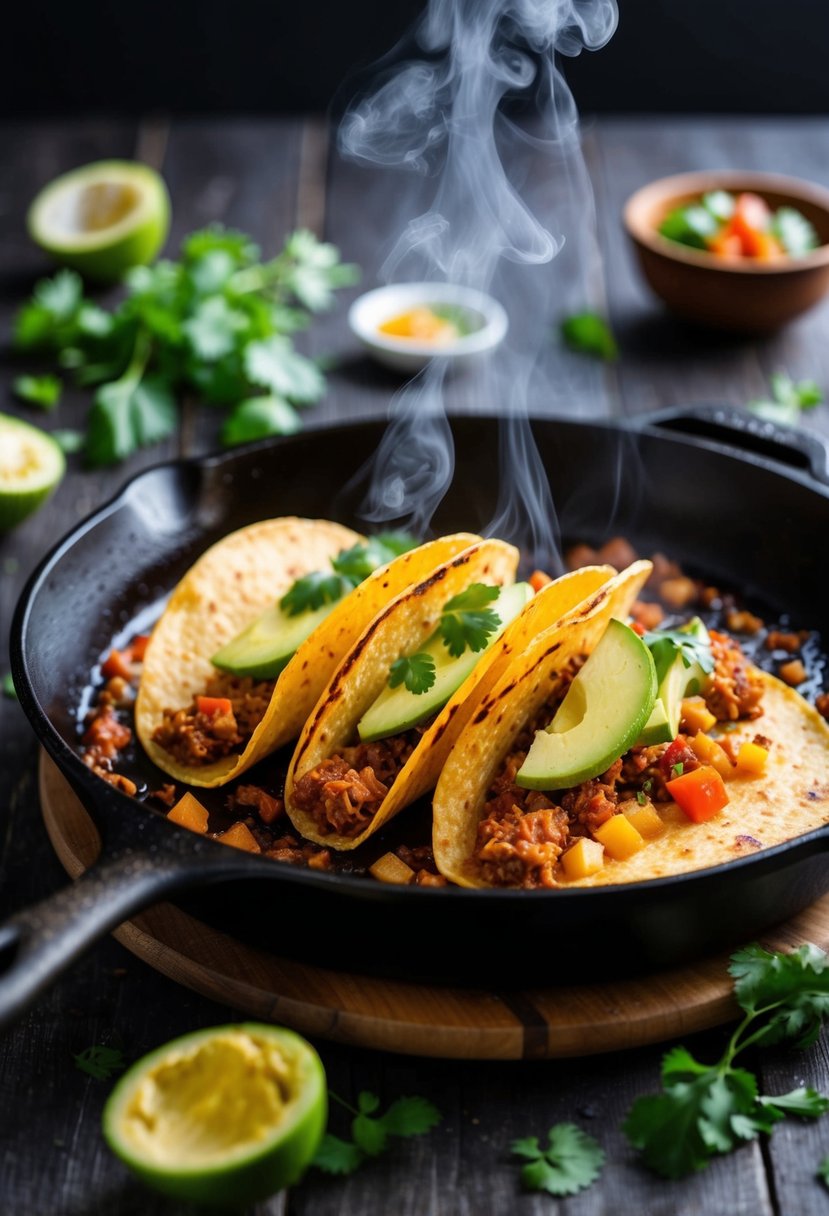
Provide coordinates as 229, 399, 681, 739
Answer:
284, 551, 617, 850
136, 520, 478, 786
432, 560, 654, 887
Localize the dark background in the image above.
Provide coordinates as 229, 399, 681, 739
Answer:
4, 0, 827, 117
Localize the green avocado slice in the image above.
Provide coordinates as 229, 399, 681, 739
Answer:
516, 618, 657, 791
211, 599, 340, 680
357, 582, 533, 743
636, 617, 712, 746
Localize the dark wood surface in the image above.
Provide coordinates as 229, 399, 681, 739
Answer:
2, 115, 829, 1215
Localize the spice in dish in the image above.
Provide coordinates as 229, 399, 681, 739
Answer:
376, 304, 477, 343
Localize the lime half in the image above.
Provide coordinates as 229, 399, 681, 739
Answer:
27, 160, 170, 282
0, 413, 65, 530
102, 1024, 327, 1207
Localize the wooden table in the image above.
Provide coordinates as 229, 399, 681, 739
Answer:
2, 115, 829, 1216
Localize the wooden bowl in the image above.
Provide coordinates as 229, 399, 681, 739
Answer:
623, 171, 829, 332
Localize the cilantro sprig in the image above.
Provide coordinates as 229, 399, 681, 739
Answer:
438, 583, 500, 658
280, 532, 418, 617
748, 372, 823, 427
511, 1123, 605, 1196
643, 619, 714, 684
312, 1090, 441, 1176
389, 653, 436, 695
73, 1045, 126, 1080
560, 312, 618, 360
13, 226, 359, 464
624, 942, 829, 1178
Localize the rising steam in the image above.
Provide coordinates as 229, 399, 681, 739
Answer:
339, 0, 618, 566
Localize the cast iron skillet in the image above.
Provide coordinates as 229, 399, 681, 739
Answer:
2, 405, 829, 1032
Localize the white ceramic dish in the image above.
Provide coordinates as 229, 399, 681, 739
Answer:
348, 282, 509, 374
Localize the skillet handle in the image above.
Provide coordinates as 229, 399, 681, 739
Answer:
0, 844, 242, 1034
636, 404, 829, 487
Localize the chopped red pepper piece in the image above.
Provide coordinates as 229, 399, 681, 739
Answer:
101, 649, 133, 681
196, 695, 233, 717
667, 764, 729, 823
529, 570, 553, 593
629, 620, 646, 637
130, 634, 150, 662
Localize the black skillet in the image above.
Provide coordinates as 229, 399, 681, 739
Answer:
2, 405, 829, 1032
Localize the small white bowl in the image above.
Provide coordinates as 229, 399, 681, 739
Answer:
348, 282, 509, 374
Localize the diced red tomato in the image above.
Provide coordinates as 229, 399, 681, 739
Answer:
667, 764, 729, 823
196, 695, 233, 717
629, 620, 646, 637
529, 570, 553, 593
660, 737, 690, 777
101, 649, 133, 681
130, 634, 150, 662
707, 230, 744, 258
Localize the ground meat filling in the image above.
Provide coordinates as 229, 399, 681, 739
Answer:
292, 723, 432, 838
152, 672, 275, 767
473, 632, 766, 889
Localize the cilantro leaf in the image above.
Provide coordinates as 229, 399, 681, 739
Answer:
560, 312, 618, 360
389, 653, 436, 696
511, 1123, 604, 1196
183, 295, 246, 361
280, 571, 350, 617
314, 1090, 441, 1177
86, 375, 177, 467
221, 396, 301, 447
13, 373, 62, 409
439, 583, 501, 658
759, 1087, 829, 1119
380, 1096, 442, 1137
312, 1133, 364, 1176
749, 373, 824, 426
729, 942, 829, 1048
331, 534, 417, 584
244, 336, 325, 404
73, 1045, 126, 1081
643, 620, 714, 680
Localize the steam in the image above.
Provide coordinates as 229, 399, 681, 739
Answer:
339, 0, 618, 564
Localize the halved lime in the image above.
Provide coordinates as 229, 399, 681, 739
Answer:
27, 160, 170, 282
0, 412, 65, 530
102, 1024, 326, 1207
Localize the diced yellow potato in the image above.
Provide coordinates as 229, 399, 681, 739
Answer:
736, 741, 769, 775
623, 802, 665, 839
593, 815, 644, 861
369, 852, 415, 885
560, 837, 605, 880
690, 732, 733, 780
681, 696, 717, 735
167, 791, 208, 834
216, 821, 261, 853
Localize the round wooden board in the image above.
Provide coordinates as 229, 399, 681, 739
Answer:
40, 752, 829, 1060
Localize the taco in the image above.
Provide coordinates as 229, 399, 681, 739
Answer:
284, 544, 618, 850
433, 561, 829, 889
136, 518, 479, 787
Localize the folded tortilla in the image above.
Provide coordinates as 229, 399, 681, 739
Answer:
433, 560, 829, 888
284, 549, 618, 850
136, 519, 479, 786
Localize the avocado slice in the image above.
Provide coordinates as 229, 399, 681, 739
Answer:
357, 582, 533, 743
516, 618, 657, 791
211, 599, 340, 680
636, 617, 712, 746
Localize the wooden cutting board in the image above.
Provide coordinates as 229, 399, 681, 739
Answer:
39, 752, 829, 1060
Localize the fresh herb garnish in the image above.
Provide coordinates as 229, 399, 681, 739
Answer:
624, 942, 829, 1178
313, 1090, 441, 1176
438, 583, 501, 658
511, 1123, 605, 1196
429, 303, 479, 336
643, 622, 714, 682
671, 762, 684, 778
773, 208, 819, 257
389, 652, 436, 696
280, 533, 418, 617
748, 372, 824, 427
73, 1045, 127, 1080
560, 312, 618, 361
636, 790, 647, 805
13, 226, 358, 465
13, 373, 62, 409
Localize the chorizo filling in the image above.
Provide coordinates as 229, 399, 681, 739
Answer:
473, 632, 766, 889
151, 673, 276, 767
291, 721, 435, 839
